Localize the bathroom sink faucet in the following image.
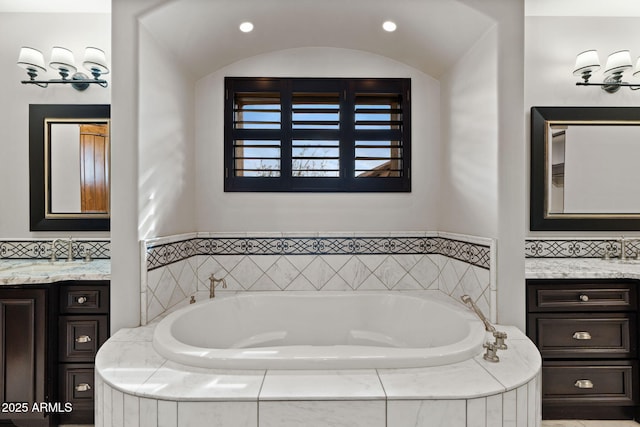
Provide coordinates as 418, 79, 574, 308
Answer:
51, 238, 74, 262
208, 274, 227, 298
619, 236, 640, 260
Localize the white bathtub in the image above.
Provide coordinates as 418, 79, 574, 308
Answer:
152, 292, 487, 369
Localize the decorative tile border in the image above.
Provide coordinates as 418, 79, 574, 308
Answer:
0, 239, 110, 259
146, 236, 490, 271
525, 238, 640, 259
140, 232, 496, 325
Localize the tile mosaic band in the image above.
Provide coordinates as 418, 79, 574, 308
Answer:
525, 239, 640, 258
0, 240, 110, 260
146, 236, 491, 271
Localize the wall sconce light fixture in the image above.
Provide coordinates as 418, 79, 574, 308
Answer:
574, 49, 640, 93
17, 46, 109, 91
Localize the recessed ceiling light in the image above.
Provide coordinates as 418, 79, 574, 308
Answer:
239, 22, 254, 33
382, 21, 397, 32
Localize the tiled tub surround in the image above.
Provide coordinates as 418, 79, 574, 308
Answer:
141, 232, 496, 325
95, 293, 542, 427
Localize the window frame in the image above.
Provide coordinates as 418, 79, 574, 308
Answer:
224, 77, 411, 192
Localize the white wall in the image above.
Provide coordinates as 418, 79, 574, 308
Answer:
112, 0, 184, 332
439, 26, 499, 238
0, 12, 110, 238
195, 47, 441, 232
138, 24, 196, 239
454, 0, 525, 329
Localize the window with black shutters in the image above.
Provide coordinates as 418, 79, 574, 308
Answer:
224, 77, 411, 192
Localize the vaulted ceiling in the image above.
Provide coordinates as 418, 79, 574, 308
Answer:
139, 0, 495, 79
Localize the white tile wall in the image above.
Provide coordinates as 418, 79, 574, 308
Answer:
157, 400, 177, 427
178, 401, 257, 427
97, 371, 540, 427
141, 233, 495, 325
388, 400, 467, 427
467, 397, 487, 427
259, 401, 385, 427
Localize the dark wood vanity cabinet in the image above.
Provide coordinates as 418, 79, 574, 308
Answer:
0, 287, 52, 425
57, 282, 109, 424
527, 279, 639, 420
0, 281, 109, 427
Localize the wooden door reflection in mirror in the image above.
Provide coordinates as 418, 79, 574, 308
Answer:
80, 124, 109, 213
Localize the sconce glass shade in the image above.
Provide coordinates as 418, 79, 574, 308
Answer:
633, 57, 640, 77
83, 47, 109, 75
49, 46, 77, 73
573, 50, 600, 76
17, 47, 46, 73
604, 50, 632, 75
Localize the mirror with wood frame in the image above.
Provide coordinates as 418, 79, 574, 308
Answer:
29, 104, 110, 231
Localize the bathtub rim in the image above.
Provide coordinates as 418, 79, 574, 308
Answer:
95, 321, 541, 403
151, 291, 488, 370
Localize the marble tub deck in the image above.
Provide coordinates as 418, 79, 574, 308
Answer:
96, 292, 542, 427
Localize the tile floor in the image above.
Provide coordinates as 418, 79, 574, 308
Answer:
542, 421, 640, 427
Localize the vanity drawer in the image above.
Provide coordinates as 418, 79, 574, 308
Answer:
530, 313, 636, 358
542, 361, 636, 406
58, 364, 95, 424
60, 283, 109, 314
59, 315, 108, 362
527, 281, 637, 312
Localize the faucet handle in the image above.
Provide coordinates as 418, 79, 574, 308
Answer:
50, 239, 58, 262
493, 331, 508, 350
482, 342, 500, 363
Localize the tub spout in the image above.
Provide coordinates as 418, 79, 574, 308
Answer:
461, 295, 507, 350
209, 274, 227, 298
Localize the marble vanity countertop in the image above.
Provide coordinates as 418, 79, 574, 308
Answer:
525, 257, 640, 280
0, 259, 110, 284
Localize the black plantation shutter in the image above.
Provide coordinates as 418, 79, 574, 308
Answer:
225, 77, 410, 192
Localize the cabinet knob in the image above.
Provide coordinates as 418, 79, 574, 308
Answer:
76, 296, 88, 304
75, 383, 92, 392
579, 294, 589, 302
75, 335, 92, 343
574, 379, 594, 389
572, 331, 592, 340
